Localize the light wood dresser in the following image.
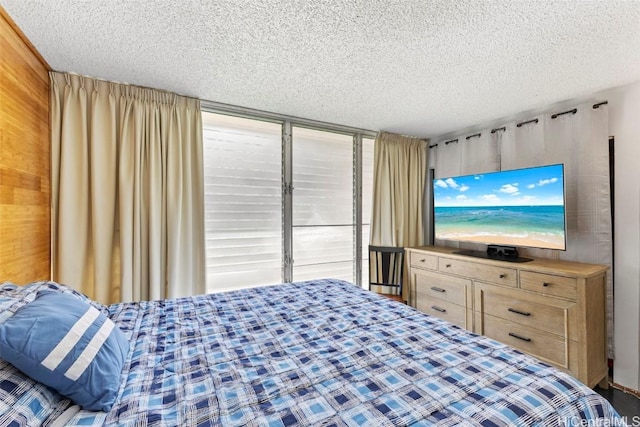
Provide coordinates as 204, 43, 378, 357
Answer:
406, 246, 609, 388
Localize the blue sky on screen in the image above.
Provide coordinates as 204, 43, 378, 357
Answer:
433, 164, 565, 207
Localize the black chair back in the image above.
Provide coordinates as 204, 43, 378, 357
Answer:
369, 245, 404, 296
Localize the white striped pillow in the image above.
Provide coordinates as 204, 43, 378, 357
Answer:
0, 291, 129, 411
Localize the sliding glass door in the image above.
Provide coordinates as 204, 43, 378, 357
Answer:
202, 113, 282, 292
202, 110, 373, 292
292, 127, 354, 282
361, 137, 375, 288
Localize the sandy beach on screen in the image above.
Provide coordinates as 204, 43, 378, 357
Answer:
445, 234, 565, 250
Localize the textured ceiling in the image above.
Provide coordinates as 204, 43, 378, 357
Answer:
3, 0, 640, 138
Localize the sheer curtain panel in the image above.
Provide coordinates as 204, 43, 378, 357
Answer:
50, 72, 205, 304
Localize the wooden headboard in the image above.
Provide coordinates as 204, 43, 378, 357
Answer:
0, 7, 51, 283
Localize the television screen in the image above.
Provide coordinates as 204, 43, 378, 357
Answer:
433, 164, 566, 250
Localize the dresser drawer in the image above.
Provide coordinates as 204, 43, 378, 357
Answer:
481, 314, 566, 367
520, 271, 577, 300
410, 252, 438, 270
414, 269, 469, 306
438, 257, 517, 287
416, 296, 466, 328
408, 246, 608, 387
479, 290, 566, 337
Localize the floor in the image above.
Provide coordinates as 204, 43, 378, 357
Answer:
595, 385, 640, 418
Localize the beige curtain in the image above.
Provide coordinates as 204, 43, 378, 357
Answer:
370, 131, 429, 301
50, 72, 205, 304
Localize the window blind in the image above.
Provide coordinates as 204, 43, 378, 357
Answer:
292, 127, 354, 282
202, 112, 282, 292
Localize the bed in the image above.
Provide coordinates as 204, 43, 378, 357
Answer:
0, 279, 625, 426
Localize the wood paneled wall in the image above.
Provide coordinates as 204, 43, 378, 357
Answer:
0, 7, 51, 283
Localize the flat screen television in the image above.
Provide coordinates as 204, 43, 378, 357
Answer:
433, 164, 566, 254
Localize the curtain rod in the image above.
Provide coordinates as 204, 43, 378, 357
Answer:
465, 133, 481, 140
434, 100, 608, 142
429, 143, 438, 149
516, 118, 539, 128
551, 108, 577, 119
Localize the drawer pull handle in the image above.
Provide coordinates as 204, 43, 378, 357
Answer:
508, 332, 532, 342
508, 307, 531, 317
431, 306, 446, 313
499, 274, 506, 279
420, 258, 426, 262
543, 282, 551, 287
430, 286, 446, 293
445, 264, 451, 268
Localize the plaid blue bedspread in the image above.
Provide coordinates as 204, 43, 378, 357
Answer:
4, 279, 626, 426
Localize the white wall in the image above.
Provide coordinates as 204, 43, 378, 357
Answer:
604, 81, 640, 391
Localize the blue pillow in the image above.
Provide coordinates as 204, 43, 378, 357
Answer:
0, 291, 129, 411
0, 281, 110, 323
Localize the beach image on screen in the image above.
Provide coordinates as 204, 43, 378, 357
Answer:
433, 164, 566, 250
